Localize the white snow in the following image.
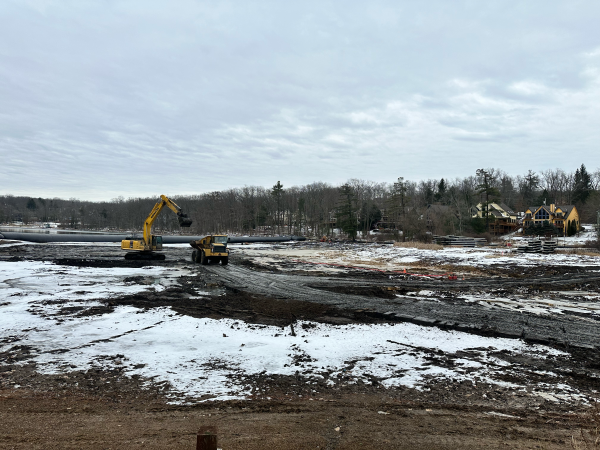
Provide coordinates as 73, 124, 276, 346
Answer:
0, 259, 578, 404
504, 224, 597, 245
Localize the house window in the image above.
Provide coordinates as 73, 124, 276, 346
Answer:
535, 209, 549, 220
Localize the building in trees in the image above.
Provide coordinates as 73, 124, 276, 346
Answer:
374, 209, 398, 231
523, 204, 580, 236
471, 202, 518, 235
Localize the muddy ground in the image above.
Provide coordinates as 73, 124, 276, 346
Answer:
1, 241, 600, 449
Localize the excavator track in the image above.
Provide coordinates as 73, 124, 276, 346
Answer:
124, 252, 166, 261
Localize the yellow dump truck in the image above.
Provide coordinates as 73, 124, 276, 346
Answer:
190, 235, 229, 265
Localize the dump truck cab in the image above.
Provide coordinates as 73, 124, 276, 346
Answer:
190, 235, 229, 265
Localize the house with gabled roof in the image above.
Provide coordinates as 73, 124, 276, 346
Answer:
472, 202, 518, 235
523, 204, 580, 236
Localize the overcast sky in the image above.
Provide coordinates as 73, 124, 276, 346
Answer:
1, 1, 599, 201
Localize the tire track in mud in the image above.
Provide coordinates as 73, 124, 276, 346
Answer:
202, 264, 600, 350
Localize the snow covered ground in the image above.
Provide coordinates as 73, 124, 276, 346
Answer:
229, 229, 599, 272
503, 224, 598, 245
311, 242, 600, 270
0, 259, 586, 404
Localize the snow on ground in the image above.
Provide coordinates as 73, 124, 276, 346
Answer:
503, 224, 597, 245
300, 245, 600, 316
455, 293, 600, 318
310, 243, 600, 270
230, 238, 600, 272
0, 260, 583, 404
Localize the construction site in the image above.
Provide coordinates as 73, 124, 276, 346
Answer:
4, 0, 600, 447
1, 215, 600, 449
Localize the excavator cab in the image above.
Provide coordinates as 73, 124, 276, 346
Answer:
152, 235, 163, 250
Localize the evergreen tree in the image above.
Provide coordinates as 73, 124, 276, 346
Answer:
476, 169, 500, 232
521, 170, 540, 206
573, 164, 591, 205
336, 184, 358, 241
424, 184, 434, 205
434, 178, 447, 203
271, 181, 284, 234
536, 189, 549, 206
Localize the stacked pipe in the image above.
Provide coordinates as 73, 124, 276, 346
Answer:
433, 235, 487, 247
0, 232, 305, 244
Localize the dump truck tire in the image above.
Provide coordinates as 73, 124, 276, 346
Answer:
191, 250, 197, 262
200, 250, 208, 265
221, 256, 229, 265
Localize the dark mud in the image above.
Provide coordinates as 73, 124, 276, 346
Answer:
307, 284, 398, 299
54, 258, 170, 268
97, 281, 388, 327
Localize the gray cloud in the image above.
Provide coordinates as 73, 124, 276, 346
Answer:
1, 0, 599, 200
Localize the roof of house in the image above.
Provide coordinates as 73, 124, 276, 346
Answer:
498, 203, 515, 214
527, 204, 576, 217
528, 205, 545, 213
558, 205, 576, 217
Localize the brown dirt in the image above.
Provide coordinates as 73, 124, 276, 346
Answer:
0, 387, 584, 449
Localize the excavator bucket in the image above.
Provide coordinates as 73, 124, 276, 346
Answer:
178, 214, 193, 227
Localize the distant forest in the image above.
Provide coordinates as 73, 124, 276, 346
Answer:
2, 165, 599, 240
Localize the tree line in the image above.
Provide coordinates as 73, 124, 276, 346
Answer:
2, 164, 599, 240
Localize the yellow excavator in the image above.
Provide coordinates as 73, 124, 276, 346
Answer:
121, 195, 192, 260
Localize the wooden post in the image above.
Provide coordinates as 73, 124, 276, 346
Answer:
197, 426, 218, 450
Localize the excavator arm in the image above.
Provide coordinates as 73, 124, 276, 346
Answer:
142, 195, 192, 245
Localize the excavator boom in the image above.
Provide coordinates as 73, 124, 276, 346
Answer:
142, 195, 192, 245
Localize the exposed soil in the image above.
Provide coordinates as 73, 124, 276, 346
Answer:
103, 284, 376, 327
2, 241, 600, 448
2, 386, 588, 450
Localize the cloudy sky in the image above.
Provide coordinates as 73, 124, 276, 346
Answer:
1, 1, 599, 201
